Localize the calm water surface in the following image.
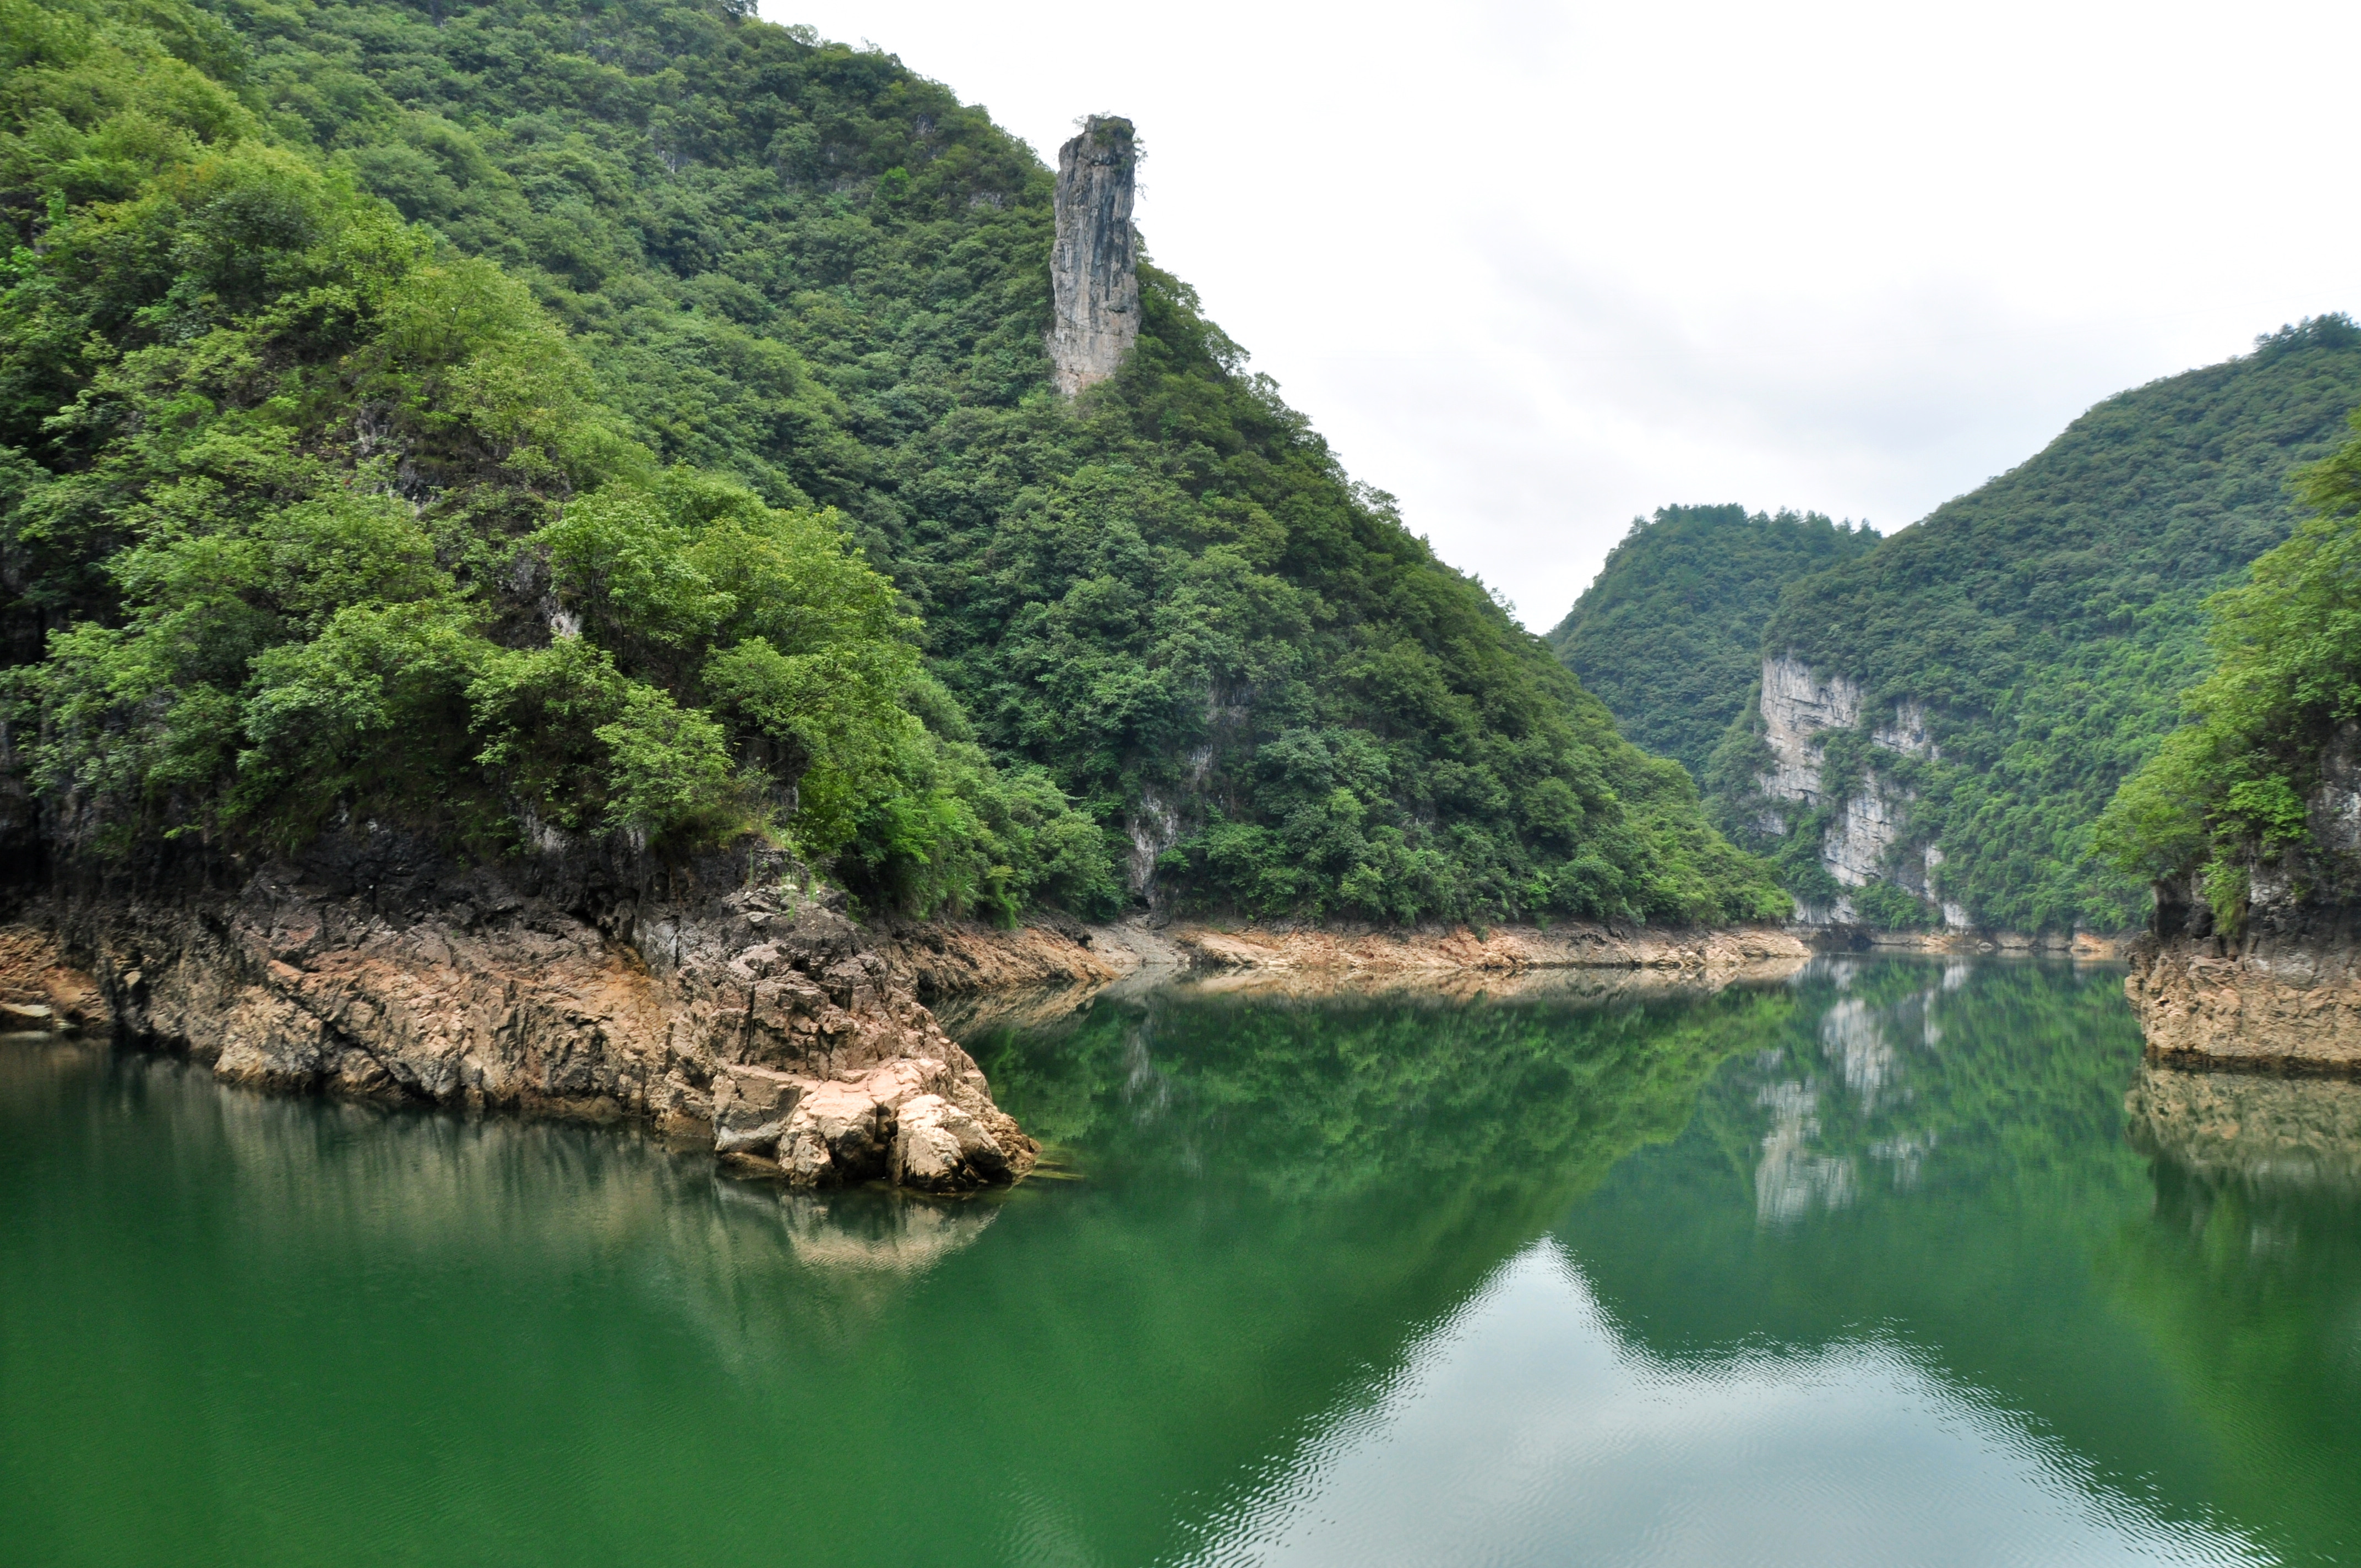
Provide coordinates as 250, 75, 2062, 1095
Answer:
4, 957, 2359, 1566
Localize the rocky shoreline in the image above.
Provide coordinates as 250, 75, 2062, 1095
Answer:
1, 830, 1036, 1193
20, 844, 2138, 1188
874, 915, 1818, 998
2126, 928, 2361, 1075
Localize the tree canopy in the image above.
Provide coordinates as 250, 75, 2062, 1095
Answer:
2098, 402, 2361, 927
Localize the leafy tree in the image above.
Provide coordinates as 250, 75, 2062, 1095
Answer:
0, 0, 1112, 919
0, 0, 1785, 927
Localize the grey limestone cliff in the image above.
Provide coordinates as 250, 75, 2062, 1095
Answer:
1747, 655, 1955, 926
1050, 115, 1139, 396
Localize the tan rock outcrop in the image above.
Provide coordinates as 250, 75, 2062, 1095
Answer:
16, 829, 1036, 1188
0, 926, 110, 1034
2126, 930, 2361, 1073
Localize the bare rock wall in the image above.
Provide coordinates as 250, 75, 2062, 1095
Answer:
1049, 115, 1139, 396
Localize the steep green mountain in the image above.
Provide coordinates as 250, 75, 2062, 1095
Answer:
1546, 505, 1877, 777
0, 0, 1786, 926
0, 0, 1116, 921
1706, 319, 2361, 933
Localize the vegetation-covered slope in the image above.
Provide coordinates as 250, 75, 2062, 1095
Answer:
1707, 320, 2361, 933
0, 0, 1119, 919
1546, 505, 1876, 777
0, 0, 1786, 925
2098, 404, 2361, 924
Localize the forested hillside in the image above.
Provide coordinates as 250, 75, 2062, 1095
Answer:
1547, 505, 1876, 777
1707, 319, 2361, 933
2099, 401, 2361, 927
0, 0, 1786, 926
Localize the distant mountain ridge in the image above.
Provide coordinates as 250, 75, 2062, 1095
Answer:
1548, 505, 1878, 778
1692, 318, 2361, 932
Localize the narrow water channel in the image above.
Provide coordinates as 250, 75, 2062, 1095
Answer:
3, 957, 2356, 1566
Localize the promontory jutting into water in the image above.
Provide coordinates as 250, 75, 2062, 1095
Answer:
6, 959, 2359, 1566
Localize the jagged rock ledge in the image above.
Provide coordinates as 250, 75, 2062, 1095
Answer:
0, 830, 1036, 1192
2127, 926, 2361, 1076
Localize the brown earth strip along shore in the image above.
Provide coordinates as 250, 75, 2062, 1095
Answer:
872, 916, 1815, 998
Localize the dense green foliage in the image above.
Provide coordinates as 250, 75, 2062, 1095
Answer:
0, 0, 1787, 925
1705, 320, 2361, 932
0, 0, 1112, 917
2096, 407, 2361, 923
1547, 505, 1876, 777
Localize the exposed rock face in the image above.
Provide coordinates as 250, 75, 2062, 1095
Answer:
1125, 785, 1182, 901
1049, 115, 1139, 396
1753, 654, 1945, 923
1825, 782, 1910, 890
6, 830, 1035, 1190
1758, 655, 1862, 808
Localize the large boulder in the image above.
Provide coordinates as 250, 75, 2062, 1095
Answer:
891, 1094, 1011, 1192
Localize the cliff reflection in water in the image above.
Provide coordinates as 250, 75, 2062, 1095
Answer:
6, 960, 2361, 1566
1555, 960, 2361, 1568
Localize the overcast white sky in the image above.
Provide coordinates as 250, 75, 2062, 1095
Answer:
766, 0, 2361, 629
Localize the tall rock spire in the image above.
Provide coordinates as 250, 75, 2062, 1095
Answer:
1049, 116, 1139, 396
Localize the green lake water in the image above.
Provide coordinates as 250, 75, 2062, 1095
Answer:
4, 956, 2359, 1566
